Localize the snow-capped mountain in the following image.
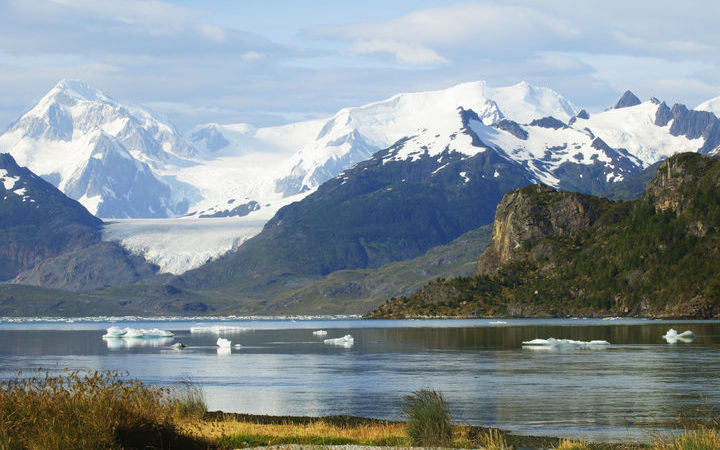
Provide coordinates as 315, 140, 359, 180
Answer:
0, 80, 197, 218
272, 80, 580, 196
697, 95, 720, 117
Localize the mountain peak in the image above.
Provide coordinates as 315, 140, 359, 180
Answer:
614, 90, 642, 109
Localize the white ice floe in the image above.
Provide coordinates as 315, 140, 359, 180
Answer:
232, 344, 243, 349
216, 337, 232, 348
312, 330, 328, 336
102, 326, 127, 338
662, 329, 697, 344
522, 338, 610, 349
170, 342, 186, 350
217, 347, 231, 356
488, 321, 507, 325
105, 337, 174, 350
190, 325, 253, 334
102, 327, 174, 339
323, 334, 354, 348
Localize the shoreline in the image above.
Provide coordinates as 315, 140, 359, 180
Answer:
202, 411, 650, 449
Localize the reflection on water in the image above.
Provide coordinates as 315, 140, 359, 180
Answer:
0, 318, 718, 443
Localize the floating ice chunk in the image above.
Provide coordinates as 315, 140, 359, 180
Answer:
146, 328, 174, 337
602, 317, 622, 321
662, 329, 697, 344
105, 337, 173, 350
102, 327, 173, 339
522, 338, 610, 349
217, 346, 231, 356
232, 344, 243, 349
191, 325, 252, 334
324, 334, 354, 348
102, 326, 127, 338
313, 330, 328, 336
489, 321, 507, 325
216, 337, 231, 348
170, 342, 186, 350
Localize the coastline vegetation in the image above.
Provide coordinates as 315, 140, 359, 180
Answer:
0, 370, 717, 449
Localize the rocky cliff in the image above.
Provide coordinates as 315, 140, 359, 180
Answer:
475, 184, 609, 275
368, 153, 720, 319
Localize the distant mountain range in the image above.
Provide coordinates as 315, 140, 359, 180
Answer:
1, 79, 720, 316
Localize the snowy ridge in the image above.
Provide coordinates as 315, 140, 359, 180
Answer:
0, 80, 197, 217
696, 95, 720, 117
276, 80, 579, 194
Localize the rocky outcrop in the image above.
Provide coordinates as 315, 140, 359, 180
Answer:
474, 184, 608, 275
615, 90, 641, 109
643, 152, 713, 214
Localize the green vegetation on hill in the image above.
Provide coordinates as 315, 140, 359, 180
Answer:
368, 153, 720, 319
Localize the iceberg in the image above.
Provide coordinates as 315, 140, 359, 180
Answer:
323, 334, 354, 348
312, 330, 328, 336
217, 346, 231, 356
102, 327, 173, 339
190, 325, 252, 334
662, 329, 697, 344
102, 326, 127, 338
216, 337, 231, 348
522, 338, 610, 349
170, 342, 186, 350
488, 321, 507, 325
105, 337, 173, 350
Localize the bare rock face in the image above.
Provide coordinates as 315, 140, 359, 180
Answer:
643, 152, 712, 214
474, 184, 606, 275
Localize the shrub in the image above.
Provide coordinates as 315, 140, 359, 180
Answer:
0, 369, 206, 449
655, 427, 720, 450
402, 389, 452, 446
171, 376, 207, 419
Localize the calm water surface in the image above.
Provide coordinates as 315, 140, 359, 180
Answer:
0, 318, 718, 442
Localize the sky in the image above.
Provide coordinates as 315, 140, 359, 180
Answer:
0, 0, 718, 132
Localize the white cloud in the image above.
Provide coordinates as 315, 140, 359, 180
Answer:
353, 40, 449, 65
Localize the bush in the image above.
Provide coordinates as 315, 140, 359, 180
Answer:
171, 376, 207, 419
402, 389, 452, 446
0, 369, 206, 449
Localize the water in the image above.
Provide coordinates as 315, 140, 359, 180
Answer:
0, 317, 718, 443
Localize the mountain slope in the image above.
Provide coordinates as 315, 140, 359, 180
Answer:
0, 152, 101, 279
0, 80, 196, 218
368, 153, 720, 319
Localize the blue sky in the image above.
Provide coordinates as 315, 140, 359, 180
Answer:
0, 0, 718, 132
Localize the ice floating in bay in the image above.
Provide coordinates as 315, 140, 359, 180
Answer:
191, 325, 253, 334
488, 321, 507, 325
662, 329, 697, 344
216, 337, 231, 348
602, 317, 622, 321
102, 327, 173, 339
232, 344, 243, 349
522, 338, 610, 349
105, 337, 174, 350
170, 342, 186, 350
102, 326, 126, 338
312, 330, 328, 336
323, 334, 354, 348
217, 346, 231, 356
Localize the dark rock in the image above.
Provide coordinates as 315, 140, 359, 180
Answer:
493, 119, 528, 140
529, 116, 568, 130
655, 102, 673, 126
615, 90, 641, 109
199, 200, 260, 218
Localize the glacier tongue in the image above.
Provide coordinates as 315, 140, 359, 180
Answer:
102, 216, 264, 274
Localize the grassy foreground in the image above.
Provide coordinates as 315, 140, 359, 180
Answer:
0, 371, 717, 449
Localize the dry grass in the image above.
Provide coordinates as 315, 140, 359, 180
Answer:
553, 438, 591, 449
178, 416, 408, 447
654, 428, 720, 450
178, 416, 406, 442
0, 369, 207, 449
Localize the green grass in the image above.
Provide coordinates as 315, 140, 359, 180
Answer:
403, 389, 453, 447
